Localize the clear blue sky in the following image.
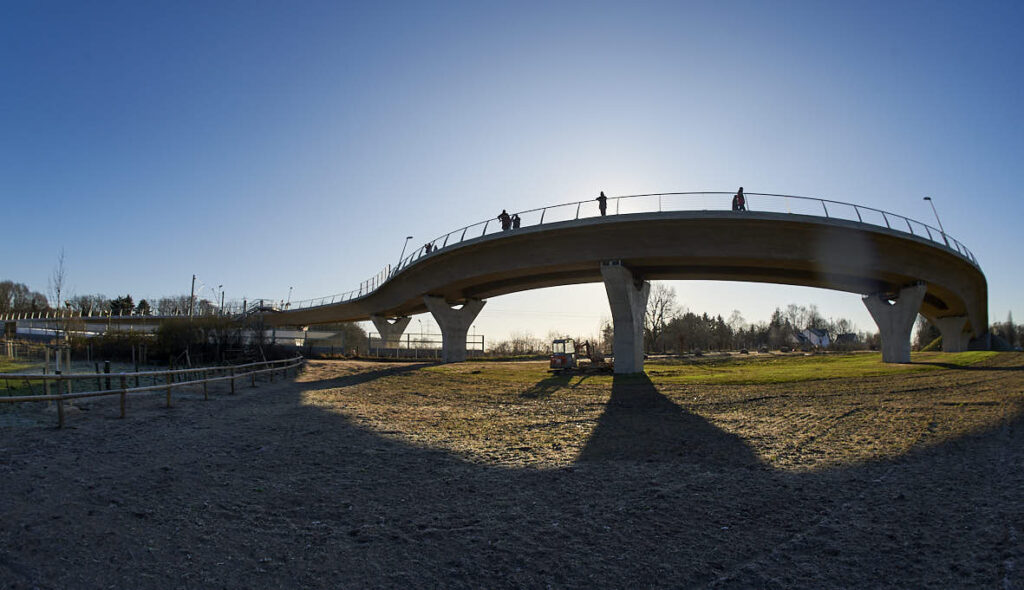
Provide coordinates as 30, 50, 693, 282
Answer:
2, 1, 1021, 341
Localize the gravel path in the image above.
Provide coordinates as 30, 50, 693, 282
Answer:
1, 355, 1022, 588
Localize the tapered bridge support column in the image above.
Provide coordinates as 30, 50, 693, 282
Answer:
370, 315, 412, 349
601, 262, 650, 374
862, 284, 927, 363
932, 316, 970, 352
423, 296, 485, 363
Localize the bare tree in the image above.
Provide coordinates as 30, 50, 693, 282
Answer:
68, 294, 110, 316
644, 283, 678, 351
47, 248, 68, 310
727, 309, 746, 331
0, 281, 48, 314
784, 303, 827, 331
157, 295, 193, 316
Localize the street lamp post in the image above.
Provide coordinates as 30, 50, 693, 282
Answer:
923, 197, 948, 246
397, 236, 413, 271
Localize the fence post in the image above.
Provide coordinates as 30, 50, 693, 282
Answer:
56, 390, 64, 428
165, 373, 173, 408
269, 364, 274, 383
44, 348, 51, 399
120, 375, 127, 418
203, 370, 208, 400
230, 367, 235, 394
104, 361, 111, 391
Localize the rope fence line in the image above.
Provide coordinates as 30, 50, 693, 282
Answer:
1, 356, 305, 428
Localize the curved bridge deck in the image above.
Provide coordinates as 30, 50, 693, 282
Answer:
274, 206, 985, 337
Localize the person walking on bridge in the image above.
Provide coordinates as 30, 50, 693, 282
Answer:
498, 209, 511, 230
732, 187, 746, 211
597, 191, 608, 216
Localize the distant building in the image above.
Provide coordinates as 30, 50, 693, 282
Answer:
834, 333, 860, 347
796, 328, 831, 348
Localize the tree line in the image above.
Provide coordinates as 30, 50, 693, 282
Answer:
0, 281, 221, 318
633, 285, 874, 354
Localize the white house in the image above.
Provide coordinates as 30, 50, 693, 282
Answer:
797, 328, 831, 348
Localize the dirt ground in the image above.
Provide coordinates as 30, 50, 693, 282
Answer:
1, 354, 1023, 588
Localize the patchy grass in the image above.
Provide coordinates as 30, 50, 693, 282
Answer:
645, 350, 999, 384
300, 352, 1020, 472
423, 350, 999, 386
0, 358, 37, 373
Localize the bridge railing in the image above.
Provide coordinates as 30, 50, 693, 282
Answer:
283, 191, 978, 312
1, 302, 254, 323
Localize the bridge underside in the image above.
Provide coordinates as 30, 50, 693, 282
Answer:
271, 212, 987, 341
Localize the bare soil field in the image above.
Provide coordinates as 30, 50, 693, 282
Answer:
1, 353, 1023, 588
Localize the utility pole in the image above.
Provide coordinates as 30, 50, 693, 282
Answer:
219, 285, 225, 316
189, 274, 196, 318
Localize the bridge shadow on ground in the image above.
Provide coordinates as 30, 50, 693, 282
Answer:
1, 359, 1022, 589
577, 373, 760, 467
913, 361, 1024, 371
300, 361, 435, 391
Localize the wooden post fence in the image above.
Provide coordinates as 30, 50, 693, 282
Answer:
0, 356, 304, 428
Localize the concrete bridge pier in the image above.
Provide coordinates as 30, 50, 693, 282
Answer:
423, 296, 486, 363
370, 315, 412, 349
931, 315, 970, 352
601, 262, 650, 374
862, 283, 927, 363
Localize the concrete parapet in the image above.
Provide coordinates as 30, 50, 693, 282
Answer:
370, 315, 412, 349
932, 316, 969, 353
423, 296, 485, 363
863, 284, 927, 363
601, 262, 650, 374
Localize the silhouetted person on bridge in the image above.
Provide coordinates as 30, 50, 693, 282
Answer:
498, 209, 511, 230
424, 242, 433, 253
597, 191, 608, 216
732, 187, 746, 211
512, 214, 521, 229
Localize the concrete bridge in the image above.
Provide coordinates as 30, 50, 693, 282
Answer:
262, 192, 987, 373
